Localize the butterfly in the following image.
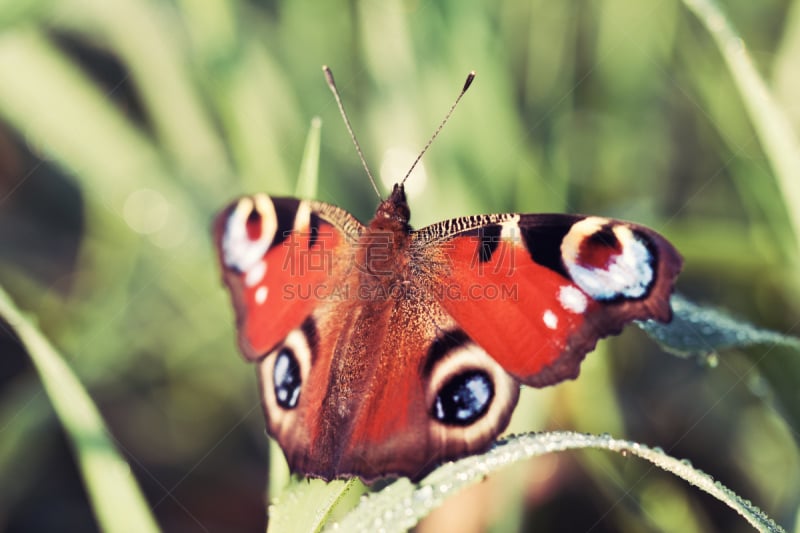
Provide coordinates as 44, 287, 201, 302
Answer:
213, 68, 682, 482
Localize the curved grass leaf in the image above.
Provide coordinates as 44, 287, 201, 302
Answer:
52, 0, 235, 196
329, 432, 785, 533
268, 478, 361, 533
639, 294, 800, 360
0, 28, 206, 233
0, 286, 159, 533
682, 0, 800, 257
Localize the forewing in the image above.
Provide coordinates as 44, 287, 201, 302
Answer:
414, 213, 682, 387
213, 195, 362, 360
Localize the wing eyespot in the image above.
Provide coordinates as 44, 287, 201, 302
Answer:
561, 217, 656, 301
433, 370, 494, 426
273, 347, 302, 409
424, 331, 518, 446
221, 194, 278, 275
260, 325, 313, 417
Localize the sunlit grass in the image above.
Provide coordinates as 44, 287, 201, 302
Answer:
0, 286, 159, 533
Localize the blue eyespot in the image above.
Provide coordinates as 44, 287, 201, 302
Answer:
433, 370, 493, 426
273, 348, 301, 409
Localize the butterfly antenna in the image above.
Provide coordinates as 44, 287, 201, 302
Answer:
400, 71, 476, 186
323, 65, 382, 200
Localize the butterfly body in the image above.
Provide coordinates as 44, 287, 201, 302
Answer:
214, 183, 681, 481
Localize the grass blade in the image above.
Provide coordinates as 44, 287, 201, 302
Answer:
683, 0, 800, 258
638, 294, 800, 359
0, 286, 159, 533
52, 0, 235, 196
295, 117, 322, 199
268, 478, 360, 533
330, 432, 785, 533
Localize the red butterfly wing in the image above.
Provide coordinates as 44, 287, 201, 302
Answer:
213, 194, 362, 360
215, 186, 682, 482
415, 214, 682, 387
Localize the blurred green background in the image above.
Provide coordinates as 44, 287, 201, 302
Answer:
0, 0, 799, 531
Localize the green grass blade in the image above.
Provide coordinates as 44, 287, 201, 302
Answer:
330, 432, 785, 533
267, 439, 291, 511
295, 117, 322, 199
0, 30, 181, 199
0, 29, 207, 244
638, 294, 800, 359
0, 0, 50, 27
51, 0, 235, 196
0, 286, 160, 533
683, 0, 800, 259
268, 478, 359, 533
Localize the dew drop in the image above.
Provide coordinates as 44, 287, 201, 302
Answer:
414, 485, 433, 502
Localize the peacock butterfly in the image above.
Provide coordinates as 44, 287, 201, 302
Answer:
213, 68, 682, 482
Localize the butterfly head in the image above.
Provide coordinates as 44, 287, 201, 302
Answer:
373, 183, 411, 231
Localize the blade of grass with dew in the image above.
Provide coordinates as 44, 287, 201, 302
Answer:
638, 294, 800, 360
329, 432, 785, 533
0, 285, 160, 533
639, 295, 800, 441
268, 478, 360, 533
683, 0, 800, 260
640, 294, 800, 450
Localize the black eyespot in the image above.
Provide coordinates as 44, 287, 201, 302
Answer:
433, 370, 494, 426
273, 348, 301, 409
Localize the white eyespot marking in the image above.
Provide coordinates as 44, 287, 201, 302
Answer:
500, 215, 521, 242
244, 260, 267, 287
221, 194, 278, 273
562, 218, 654, 301
294, 201, 311, 232
254, 286, 268, 305
543, 309, 558, 330
559, 285, 588, 314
